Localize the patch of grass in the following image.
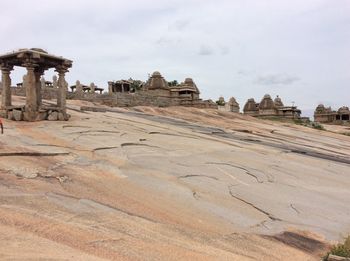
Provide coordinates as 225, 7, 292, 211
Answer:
293, 119, 303, 125
311, 122, 325, 130
323, 236, 350, 260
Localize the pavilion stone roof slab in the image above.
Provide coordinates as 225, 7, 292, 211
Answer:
0, 48, 72, 69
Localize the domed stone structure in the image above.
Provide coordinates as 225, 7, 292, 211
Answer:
259, 94, 275, 110
169, 77, 201, 101
315, 104, 326, 114
315, 104, 332, 114
338, 106, 350, 114
106, 72, 215, 108
143, 71, 169, 90
243, 95, 301, 119
274, 95, 284, 107
182, 78, 200, 94
30, 48, 48, 54
243, 98, 258, 115
314, 104, 350, 123
219, 97, 240, 113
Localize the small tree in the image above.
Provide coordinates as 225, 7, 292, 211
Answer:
215, 97, 226, 106
128, 78, 143, 91
168, 80, 179, 87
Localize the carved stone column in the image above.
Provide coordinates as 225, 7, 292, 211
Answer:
76, 80, 83, 95
52, 75, 58, 88
40, 76, 46, 89
34, 68, 44, 108
90, 83, 96, 93
1, 65, 13, 109
56, 66, 68, 112
108, 81, 113, 94
24, 64, 37, 121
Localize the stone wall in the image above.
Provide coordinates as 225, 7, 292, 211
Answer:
0, 87, 59, 100
10, 87, 59, 100
2, 86, 217, 109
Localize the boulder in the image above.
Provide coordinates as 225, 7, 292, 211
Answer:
58, 112, 65, 121
36, 111, 48, 121
48, 111, 58, 121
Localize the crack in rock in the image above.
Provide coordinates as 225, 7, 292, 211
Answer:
206, 162, 264, 183
93, 146, 119, 152
178, 174, 219, 180
62, 125, 92, 129
192, 191, 200, 200
69, 130, 120, 135
34, 144, 90, 152
148, 131, 199, 140
290, 203, 300, 214
0, 152, 70, 157
121, 143, 160, 148
228, 185, 282, 222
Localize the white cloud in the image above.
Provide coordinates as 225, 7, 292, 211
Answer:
1, 0, 349, 113
255, 74, 300, 85
198, 45, 214, 55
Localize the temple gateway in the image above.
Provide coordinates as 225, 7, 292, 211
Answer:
0, 48, 72, 121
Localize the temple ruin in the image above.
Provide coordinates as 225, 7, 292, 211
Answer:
103, 71, 215, 108
170, 77, 200, 101
217, 97, 240, 113
314, 104, 350, 124
243, 94, 301, 119
108, 80, 133, 93
0, 48, 72, 121
70, 82, 104, 94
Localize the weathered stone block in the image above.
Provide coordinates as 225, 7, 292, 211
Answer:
0, 109, 7, 118
7, 111, 14, 120
328, 254, 350, 261
58, 112, 65, 121
48, 111, 58, 121
13, 109, 23, 121
36, 111, 48, 121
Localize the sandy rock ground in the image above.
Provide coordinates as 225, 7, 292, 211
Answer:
0, 97, 349, 260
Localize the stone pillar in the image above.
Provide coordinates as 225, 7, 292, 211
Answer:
40, 76, 46, 89
1, 66, 13, 109
34, 68, 44, 108
24, 64, 37, 121
108, 81, 113, 94
121, 84, 125, 93
52, 75, 58, 88
76, 80, 83, 94
22, 75, 27, 90
56, 67, 68, 111
90, 82, 95, 93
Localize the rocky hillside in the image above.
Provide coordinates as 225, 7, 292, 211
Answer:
1, 97, 349, 260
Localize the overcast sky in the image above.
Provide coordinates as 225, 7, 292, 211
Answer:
1, 0, 349, 116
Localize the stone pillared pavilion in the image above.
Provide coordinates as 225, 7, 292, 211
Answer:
0, 48, 72, 121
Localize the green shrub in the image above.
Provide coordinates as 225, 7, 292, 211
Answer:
323, 236, 350, 260
215, 100, 225, 106
311, 122, 325, 130
293, 119, 303, 125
